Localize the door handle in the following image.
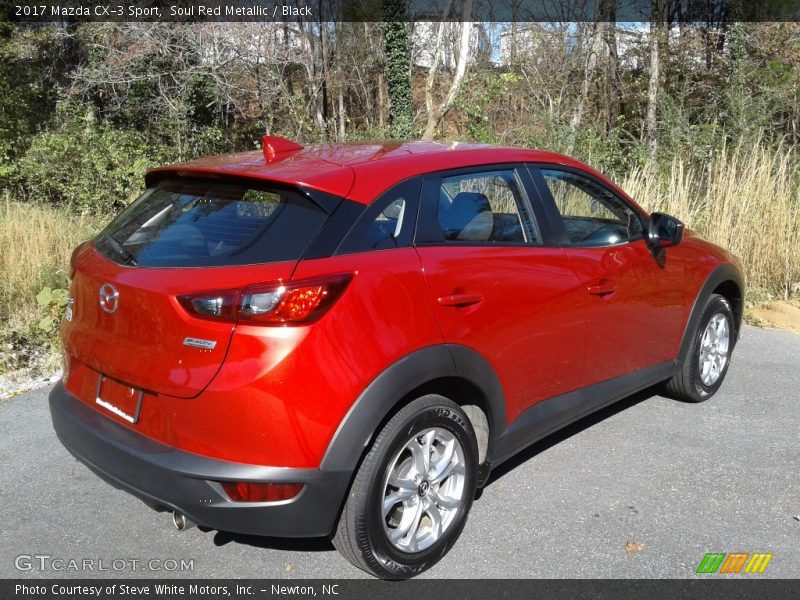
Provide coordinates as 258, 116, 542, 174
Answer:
587, 280, 616, 296
437, 293, 484, 307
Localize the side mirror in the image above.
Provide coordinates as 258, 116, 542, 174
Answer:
648, 212, 684, 248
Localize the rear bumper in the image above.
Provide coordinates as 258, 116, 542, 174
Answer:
48, 382, 350, 537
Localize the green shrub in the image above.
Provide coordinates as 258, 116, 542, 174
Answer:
17, 123, 166, 214
35, 286, 69, 333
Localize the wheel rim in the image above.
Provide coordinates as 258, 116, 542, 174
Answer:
698, 313, 730, 386
381, 427, 467, 553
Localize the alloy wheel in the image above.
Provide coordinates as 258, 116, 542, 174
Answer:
381, 427, 467, 553
698, 313, 730, 386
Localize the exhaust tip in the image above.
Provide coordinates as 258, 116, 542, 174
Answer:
172, 511, 195, 531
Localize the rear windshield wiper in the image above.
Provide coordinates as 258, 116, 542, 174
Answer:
101, 233, 138, 266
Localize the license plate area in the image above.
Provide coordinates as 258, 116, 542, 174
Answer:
95, 374, 143, 424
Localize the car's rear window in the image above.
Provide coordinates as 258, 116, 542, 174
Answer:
96, 179, 328, 267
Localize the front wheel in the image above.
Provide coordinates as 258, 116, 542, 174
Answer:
664, 293, 735, 402
333, 395, 478, 579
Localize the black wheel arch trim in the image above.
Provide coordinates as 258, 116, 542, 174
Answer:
320, 344, 507, 474
678, 263, 744, 362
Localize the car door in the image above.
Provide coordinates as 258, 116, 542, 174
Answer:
529, 165, 686, 384
414, 165, 587, 425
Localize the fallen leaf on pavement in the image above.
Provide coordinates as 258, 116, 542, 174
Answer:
625, 541, 645, 554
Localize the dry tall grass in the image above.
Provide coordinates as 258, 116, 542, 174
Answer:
0, 198, 98, 335
623, 142, 800, 299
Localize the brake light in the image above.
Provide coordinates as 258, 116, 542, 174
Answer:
177, 273, 352, 325
221, 481, 303, 502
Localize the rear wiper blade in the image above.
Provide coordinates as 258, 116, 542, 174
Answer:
101, 234, 137, 266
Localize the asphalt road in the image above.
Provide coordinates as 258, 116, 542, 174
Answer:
1, 325, 798, 580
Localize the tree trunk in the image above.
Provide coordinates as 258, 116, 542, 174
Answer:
571, 20, 606, 132
422, 0, 474, 140
510, 16, 518, 65
645, 0, 668, 157
603, 0, 620, 130
338, 81, 346, 140
319, 13, 331, 140
423, 0, 453, 138
377, 70, 387, 129
645, 23, 659, 156
381, 6, 413, 139
282, 16, 294, 98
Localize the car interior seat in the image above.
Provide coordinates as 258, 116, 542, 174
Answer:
441, 192, 494, 241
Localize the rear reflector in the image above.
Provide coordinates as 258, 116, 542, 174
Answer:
178, 273, 352, 326
221, 481, 303, 503
61, 349, 71, 384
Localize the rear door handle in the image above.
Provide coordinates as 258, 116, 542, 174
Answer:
587, 280, 616, 296
437, 293, 484, 307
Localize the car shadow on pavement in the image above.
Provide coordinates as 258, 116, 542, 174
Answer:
204, 385, 662, 552
482, 385, 661, 492
209, 529, 335, 552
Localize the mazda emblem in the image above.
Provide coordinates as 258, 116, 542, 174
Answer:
418, 480, 430, 497
99, 284, 119, 314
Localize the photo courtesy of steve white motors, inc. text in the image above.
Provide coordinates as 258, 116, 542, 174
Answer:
14, 583, 340, 597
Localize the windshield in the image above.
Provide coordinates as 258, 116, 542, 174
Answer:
96, 178, 328, 267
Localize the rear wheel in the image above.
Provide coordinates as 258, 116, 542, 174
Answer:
664, 294, 735, 402
333, 395, 478, 579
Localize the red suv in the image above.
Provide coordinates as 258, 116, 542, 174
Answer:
50, 138, 743, 578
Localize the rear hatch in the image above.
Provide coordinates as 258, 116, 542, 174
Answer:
63, 176, 331, 398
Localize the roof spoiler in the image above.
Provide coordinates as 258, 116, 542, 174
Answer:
262, 135, 304, 163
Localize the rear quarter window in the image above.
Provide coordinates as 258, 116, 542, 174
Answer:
336, 178, 421, 254
96, 179, 328, 267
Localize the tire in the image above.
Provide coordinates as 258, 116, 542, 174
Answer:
333, 395, 478, 579
664, 293, 735, 403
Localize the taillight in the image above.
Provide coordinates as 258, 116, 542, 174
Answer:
221, 481, 303, 502
178, 273, 352, 326
181, 289, 238, 320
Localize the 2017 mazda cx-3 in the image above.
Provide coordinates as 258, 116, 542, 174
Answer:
50, 137, 743, 578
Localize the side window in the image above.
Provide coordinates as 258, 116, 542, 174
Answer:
437, 170, 540, 244
336, 178, 420, 254
540, 169, 644, 246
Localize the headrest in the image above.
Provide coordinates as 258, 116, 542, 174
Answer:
441, 192, 493, 241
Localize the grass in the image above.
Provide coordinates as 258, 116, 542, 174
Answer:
622, 141, 800, 301
0, 196, 99, 376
